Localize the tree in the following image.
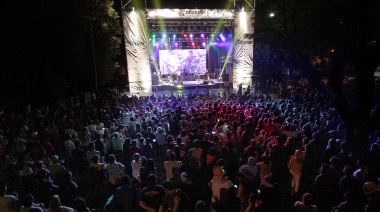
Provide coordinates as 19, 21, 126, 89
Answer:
328, 0, 380, 156
0, 0, 121, 108
253, 0, 380, 156
254, 0, 346, 82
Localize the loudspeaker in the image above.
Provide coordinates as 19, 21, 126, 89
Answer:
152, 76, 159, 85
222, 74, 229, 82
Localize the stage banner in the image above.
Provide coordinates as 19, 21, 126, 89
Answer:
233, 10, 254, 89
122, 9, 152, 93
146, 9, 234, 19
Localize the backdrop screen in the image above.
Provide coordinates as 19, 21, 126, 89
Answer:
159, 49, 206, 75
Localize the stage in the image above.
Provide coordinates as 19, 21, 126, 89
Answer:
122, 7, 254, 94
152, 78, 230, 92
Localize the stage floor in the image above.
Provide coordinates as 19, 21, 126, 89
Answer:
153, 79, 230, 91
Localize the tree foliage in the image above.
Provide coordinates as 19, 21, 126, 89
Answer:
254, 0, 348, 80
0, 0, 121, 108
254, 0, 380, 154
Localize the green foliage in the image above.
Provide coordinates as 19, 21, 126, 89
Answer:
254, 0, 346, 80
0, 0, 122, 107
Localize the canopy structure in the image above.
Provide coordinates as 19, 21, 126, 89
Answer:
121, 2, 254, 92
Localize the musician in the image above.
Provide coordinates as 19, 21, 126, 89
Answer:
163, 50, 180, 75
198, 69, 209, 80
196, 51, 206, 72
183, 50, 197, 74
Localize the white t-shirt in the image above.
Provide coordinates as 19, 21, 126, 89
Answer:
164, 160, 183, 180
112, 137, 124, 151
106, 162, 125, 184
131, 160, 142, 177
189, 148, 203, 169
210, 180, 233, 203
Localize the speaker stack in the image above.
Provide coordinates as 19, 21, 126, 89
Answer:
222, 74, 229, 82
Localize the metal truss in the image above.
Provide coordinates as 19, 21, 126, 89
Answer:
148, 19, 234, 34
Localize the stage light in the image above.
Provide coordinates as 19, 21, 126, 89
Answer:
163, 34, 167, 38
173, 34, 176, 39
219, 34, 225, 41
202, 42, 206, 47
184, 34, 187, 37
155, 43, 159, 47
239, 11, 248, 32
190, 34, 193, 37
192, 42, 195, 46
153, 34, 156, 38
201, 34, 204, 38
175, 43, 178, 46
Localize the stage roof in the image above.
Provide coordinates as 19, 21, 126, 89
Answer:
120, 0, 252, 10
145, 0, 230, 9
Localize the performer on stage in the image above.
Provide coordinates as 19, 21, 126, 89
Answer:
183, 50, 197, 74
163, 50, 180, 76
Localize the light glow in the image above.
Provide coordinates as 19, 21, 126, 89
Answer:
220, 34, 225, 41
239, 11, 248, 32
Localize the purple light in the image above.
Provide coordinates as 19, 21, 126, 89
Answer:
219, 34, 226, 41
155, 43, 159, 46
201, 34, 205, 38
202, 42, 206, 47
175, 43, 178, 46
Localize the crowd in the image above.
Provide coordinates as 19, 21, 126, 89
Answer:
0, 78, 380, 212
